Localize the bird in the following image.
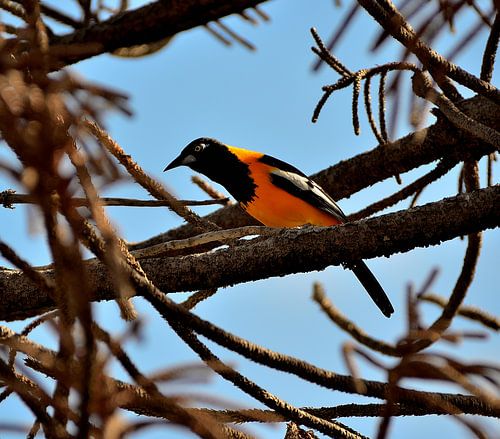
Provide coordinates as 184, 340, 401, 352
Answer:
164, 137, 394, 317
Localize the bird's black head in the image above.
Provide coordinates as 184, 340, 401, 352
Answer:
163, 137, 225, 174
164, 137, 256, 204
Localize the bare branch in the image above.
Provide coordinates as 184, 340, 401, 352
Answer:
480, 12, 500, 82
412, 72, 500, 151
0, 192, 229, 208
48, 0, 270, 66
84, 120, 219, 232
2, 185, 499, 321
357, 0, 499, 102
419, 294, 500, 331
313, 283, 399, 356
348, 159, 457, 221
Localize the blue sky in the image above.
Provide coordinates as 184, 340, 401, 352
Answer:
1, 1, 499, 438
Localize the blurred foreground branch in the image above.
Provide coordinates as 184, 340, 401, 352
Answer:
46, 0, 271, 66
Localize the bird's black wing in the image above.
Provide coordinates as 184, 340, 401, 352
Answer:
259, 154, 346, 223
259, 155, 393, 318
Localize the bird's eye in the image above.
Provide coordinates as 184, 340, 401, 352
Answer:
194, 143, 206, 152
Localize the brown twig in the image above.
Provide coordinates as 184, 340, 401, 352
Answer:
312, 4, 360, 71
348, 158, 457, 221
214, 20, 255, 51
311, 28, 421, 131
192, 175, 233, 206
8, 310, 58, 368
204, 23, 232, 46
357, 0, 499, 103
252, 5, 269, 22
0, 0, 26, 20
378, 70, 389, 142
364, 76, 384, 144
181, 288, 219, 310
412, 72, 500, 151
131, 225, 271, 259
480, 12, 500, 83
0, 191, 229, 208
352, 72, 363, 135
0, 241, 56, 298
310, 27, 352, 76
313, 283, 399, 356
193, 400, 478, 424
0, 358, 61, 438
83, 120, 219, 232
419, 294, 499, 331
67, 141, 137, 321
92, 324, 160, 394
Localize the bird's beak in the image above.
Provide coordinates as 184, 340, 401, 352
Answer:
164, 153, 197, 172
164, 159, 178, 172
163, 155, 184, 172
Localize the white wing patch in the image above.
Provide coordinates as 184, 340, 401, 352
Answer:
270, 169, 346, 222
271, 169, 312, 191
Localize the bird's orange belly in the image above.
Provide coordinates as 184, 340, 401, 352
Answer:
242, 185, 341, 228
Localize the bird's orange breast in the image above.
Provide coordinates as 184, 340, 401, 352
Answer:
243, 160, 341, 227
225, 145, 342, 228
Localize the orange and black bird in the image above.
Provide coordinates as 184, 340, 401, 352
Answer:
165, 137, 394, 317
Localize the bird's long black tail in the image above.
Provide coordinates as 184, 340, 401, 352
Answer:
349, 260, 394, 318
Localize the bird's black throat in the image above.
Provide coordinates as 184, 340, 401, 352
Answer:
191, 144, 257, 205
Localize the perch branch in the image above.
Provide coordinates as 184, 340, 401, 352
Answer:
1, 185, 499, 321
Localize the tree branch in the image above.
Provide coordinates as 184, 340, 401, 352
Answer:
48, 0, 270, 66
356, 0, 499, 103
0, 192, 228, 208
1, 185, 499, 321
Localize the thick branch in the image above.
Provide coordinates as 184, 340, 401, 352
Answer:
1, 185, 499, 321
49, 0, 269, 65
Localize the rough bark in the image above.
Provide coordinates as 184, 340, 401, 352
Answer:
2, 185, 498, 321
